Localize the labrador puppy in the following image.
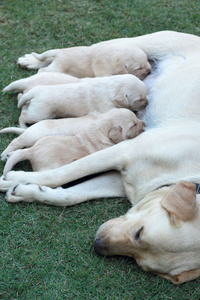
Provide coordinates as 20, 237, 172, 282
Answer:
1, 115, 96, 160
17, 42, 151, 79
1, 108, 144, 160
2, 31, 200, 284
17, 74, 147, 127
3, 108, 144, 174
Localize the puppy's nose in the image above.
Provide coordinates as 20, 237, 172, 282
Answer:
144, 96, 148, 105
94, 238, 108, 255
139, 121, 145, 133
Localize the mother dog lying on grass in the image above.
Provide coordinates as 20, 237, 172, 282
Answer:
1, 30, 200, 284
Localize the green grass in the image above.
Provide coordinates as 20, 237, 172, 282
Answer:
1, 0, 200, 299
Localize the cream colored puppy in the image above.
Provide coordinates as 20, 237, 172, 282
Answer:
17, 42, 151, 79
3, 72, 80, 94
3, 108, 145, 174
17, 74, 147, 127
1, 115, 96, 160
1, 108, 144, 160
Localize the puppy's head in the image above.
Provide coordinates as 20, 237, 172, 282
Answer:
114, 75, 148, 112
116, 46, 151, 80
108, 108, 145, 144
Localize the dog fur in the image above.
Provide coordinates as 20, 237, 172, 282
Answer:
17, 74, 147, 127
2, 31, 200, 284
0, 115, 96, 160
3, 72, 80, 94
3, 108, 144, 174
17, 42, 151, 79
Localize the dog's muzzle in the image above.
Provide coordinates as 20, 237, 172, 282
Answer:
94, 238, 109, 255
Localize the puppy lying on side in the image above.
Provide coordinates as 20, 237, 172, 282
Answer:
3, 72, 81, 94
17, 42, 151, 79
17, 74, 147, 127
1, 115, 96, 160
1, 107, 143, 159
3, 108, 145, 174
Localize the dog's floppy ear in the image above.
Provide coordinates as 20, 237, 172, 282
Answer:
108, 126, 123, 144
156, 269, 200, 284
115, 58, 129, 75
117, 65, 129, 75
161, 181, 197, 221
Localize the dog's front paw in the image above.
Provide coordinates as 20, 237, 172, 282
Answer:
5, 183, 45, 203
5, 184, 26, 203
0, 171, 27, 192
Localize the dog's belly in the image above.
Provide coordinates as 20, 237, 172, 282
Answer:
140, 56, 200, 129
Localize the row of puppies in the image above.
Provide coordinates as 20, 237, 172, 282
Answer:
2, 44, 149, 174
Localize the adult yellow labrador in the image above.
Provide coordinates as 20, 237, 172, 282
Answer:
1, 30, 200, 284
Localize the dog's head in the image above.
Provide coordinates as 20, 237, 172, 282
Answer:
94, 181, 200, 284
108, 108, 145, 144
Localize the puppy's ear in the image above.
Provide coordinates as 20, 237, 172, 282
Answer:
117, 66, 128, 75
161, 181, 197, 221
116, 58, 128, 74
155, 269, 200, 284
108, 126, 123, 144
114, 94, 129, 108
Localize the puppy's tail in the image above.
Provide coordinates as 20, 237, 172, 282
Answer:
3, 149, 30, 176
17, 50, 58, 69
18, 91, 33, 109
3, 78, 29, 93
0, 127, 25, 135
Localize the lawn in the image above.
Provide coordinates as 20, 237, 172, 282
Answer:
1, 0, 200, 299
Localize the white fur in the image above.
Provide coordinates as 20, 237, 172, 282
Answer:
3, 72, 80, 94
2, 30, 200, 283
3, 108, 144, 174
17, 74, 147, 127
17, 44, 151, 79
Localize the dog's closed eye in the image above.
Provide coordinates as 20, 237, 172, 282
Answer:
135, 226, 144, 240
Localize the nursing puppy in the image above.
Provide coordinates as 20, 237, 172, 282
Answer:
3, 72, 80, 94
17, 74, 147, 127
17, 42, 151, 79
1, 108, 143, 160
3, 108, 144, 174
1, 115, 96, 160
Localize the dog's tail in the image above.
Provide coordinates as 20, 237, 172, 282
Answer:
0, 127, 25, 135
18, 90, 33, 109
3, 78, 29, 93
3, 149, 30, 176
17, 50, 58, 70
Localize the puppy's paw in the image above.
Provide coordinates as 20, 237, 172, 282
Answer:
17, 53, 39, 69
5, 152, 14, 161
1, 151, 7, 161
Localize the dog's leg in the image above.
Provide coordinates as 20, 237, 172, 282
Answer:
129, 31, 200, 58
0, 141, 128, 192
5, 171, 125, 205
18, 110, 29, 128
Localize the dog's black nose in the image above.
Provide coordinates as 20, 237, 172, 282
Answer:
94, 238, 108, 255
94, 238, 102, 254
